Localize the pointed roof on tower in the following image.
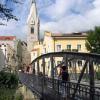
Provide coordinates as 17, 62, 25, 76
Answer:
27, 0, 38, 24
32, 0, 35, 4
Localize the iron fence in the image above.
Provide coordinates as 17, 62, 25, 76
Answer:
44, 77, 100, 100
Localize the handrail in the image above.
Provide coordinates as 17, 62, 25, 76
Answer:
19, 51, 100, 100
31, 52, 100, 64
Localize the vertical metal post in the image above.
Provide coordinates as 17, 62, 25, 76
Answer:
72, 60, 77, 80
74, 61, 77, 80
63, 54, 69, 98
89, 59, 95, 100
37, 60, 40, 75
72, 60, 88, 98
41, 57, 45, 100
37, 59, 40, 87
42, 57, 45, 77
63, 54, 68, 72
50, 55, 54, 89
33, 62, 35, 75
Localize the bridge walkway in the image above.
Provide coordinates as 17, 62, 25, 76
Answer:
19, 52, 100, 100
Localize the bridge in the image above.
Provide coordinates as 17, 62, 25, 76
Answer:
19, 52, 100, 100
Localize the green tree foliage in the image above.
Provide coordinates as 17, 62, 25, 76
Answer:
86, 26, 100, 53
0, 88, 16, 100
0, 71, 24, 100
0, 71, 18, 89
0, 71, 19, 100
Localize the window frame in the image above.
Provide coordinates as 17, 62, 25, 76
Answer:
31, 27, 34, 34
67, 44, 71, 50
56, 44, 61, 52
77, 44, 81, 51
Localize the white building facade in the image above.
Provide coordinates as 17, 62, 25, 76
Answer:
0, 36, 16, 71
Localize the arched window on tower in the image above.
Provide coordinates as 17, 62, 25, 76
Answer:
31, 27, 34, 34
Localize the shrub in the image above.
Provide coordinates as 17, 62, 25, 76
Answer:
0, 71, 18, 89
0, 87, 15, 100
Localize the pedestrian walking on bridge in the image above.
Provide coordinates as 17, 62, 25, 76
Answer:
59, 65, 69, 100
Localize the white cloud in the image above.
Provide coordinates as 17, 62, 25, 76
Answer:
0, 0, 30, 40
40, 0, 75, 20
40, 0, 100, 33
1, 0, 100, 40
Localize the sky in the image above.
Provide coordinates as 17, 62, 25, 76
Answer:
0, 0, 100, 40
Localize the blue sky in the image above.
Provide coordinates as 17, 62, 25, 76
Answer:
0, 0, 100, 40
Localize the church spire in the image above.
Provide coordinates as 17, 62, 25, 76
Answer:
32, 0, 35, 4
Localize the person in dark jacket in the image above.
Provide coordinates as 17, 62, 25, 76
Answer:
61, 66, 69, 82
26, 66, 30, 73
60, 65, 69, 99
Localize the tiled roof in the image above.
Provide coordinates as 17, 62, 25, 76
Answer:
51, 32, 87, 37
0, 36, 16, 40
31, 48, 38, 52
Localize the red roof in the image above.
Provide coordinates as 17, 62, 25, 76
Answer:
31, 48, 39, 51
0, 36, 16, 40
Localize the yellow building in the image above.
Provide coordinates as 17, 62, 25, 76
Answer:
31, 31, 88, 61
31, 31, 88, 76
43, 31, 88, 75
31, 42, 43, 62
30, 32, 88, 64
43, 31, 87, 54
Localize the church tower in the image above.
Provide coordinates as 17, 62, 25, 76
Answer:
27, 0, 40, 52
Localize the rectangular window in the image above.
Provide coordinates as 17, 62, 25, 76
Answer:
56, 45, 61, 52
31, 27, 34, 34
67, 45, 71, 50
77, 44, 81, 51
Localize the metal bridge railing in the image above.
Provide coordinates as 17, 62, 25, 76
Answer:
19, 52, 100, 100
19, 72, 100, 100
44, 77, 100, 100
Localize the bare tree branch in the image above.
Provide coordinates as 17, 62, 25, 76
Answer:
0, 4, 18, 21
0, 0, 23, 24
6, 0, 23, 4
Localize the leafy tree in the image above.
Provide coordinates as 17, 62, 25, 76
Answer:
0, 71, 18, 89
85, 26, 100, 54
0, 0, 22, 24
